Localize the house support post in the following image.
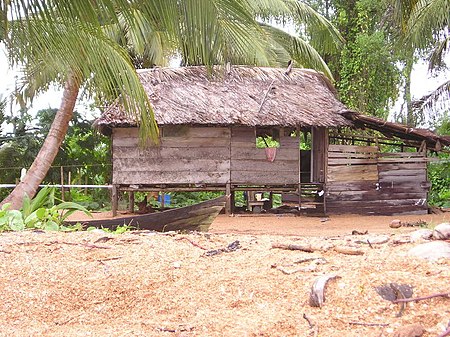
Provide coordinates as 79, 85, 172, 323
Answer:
128, 191, 135, 213
112, 184, 118, 217
298, 183, 302, 211
225, 183, 232, 215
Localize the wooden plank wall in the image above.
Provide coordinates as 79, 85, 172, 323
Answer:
112, 127, 231, 185
377, 152, 428, 214
326, 145, 428, 215
311, 127, 328, 182
230, 126, 299, 185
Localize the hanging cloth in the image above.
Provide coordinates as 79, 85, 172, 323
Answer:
265, 147, 277, 162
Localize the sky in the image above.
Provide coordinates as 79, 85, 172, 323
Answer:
1, 43, 449, 128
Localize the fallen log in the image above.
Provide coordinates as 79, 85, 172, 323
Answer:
272, 243, 314, 252
334, 246, 364, 255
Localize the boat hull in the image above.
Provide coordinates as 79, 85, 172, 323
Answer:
66, 196, 226, 232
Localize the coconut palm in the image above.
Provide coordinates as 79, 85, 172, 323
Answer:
392, 0, 450, 117
1, 0, 342, 209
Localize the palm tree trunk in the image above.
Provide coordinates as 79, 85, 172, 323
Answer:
403, 57, 415, 126
1, 75, 80, 209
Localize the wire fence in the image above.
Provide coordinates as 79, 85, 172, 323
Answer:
0, 164, 113, 206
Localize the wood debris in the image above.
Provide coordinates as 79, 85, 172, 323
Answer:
204, 240, 241, 256
393, 292, 450, 304
392, 323, 425, 337
175, 237, 208, 250
272, 243, 314, 252
309, 274, 341, 307
334, 246, 364, 255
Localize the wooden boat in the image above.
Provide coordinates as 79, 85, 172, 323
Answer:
66, 196, 226, 232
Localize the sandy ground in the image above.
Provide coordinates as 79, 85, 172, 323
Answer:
69, 210, 450, 236
210, 213, 450, 236
1, 213, 449, 336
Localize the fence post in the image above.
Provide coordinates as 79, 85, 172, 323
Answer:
60, 166, 65, 201
112, 185, 118, 217
67, 171, 72, 201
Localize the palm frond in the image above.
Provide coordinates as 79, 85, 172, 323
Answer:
174, 0, 270, 66
9, 18, 159, 142
283, 0, 344, 54
429, 35, 450, 70
411, 80, 450, 117
407, 0, 450, 51
261, 23, 333, 80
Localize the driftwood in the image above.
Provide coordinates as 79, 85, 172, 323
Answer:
309, 274, 341, 307
97, 256, 123, 262
272, 243, 314, 253
393, 292, 450, 304
271, 257, 326, 275
275, 264, 317, 275
303, 314, 318, 337
204, 240, 241, 256
94, 236, 114, 244
156, 325, 193, 333
175, 237, 208, 250
334, 246, 364, 255
349, 322, 389, 327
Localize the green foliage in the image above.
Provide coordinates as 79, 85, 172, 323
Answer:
428, 114, 450, 207
428, 159, 450, 208
170, 192, 224, 207
0, 187, 91, 232
0, 108, 111, 206
88, 224, 134, 234
332, 0, 401, 118
256, 135, 280, 148
338, 32, 400, 118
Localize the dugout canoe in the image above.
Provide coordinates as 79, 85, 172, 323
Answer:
66, 196, 226, 232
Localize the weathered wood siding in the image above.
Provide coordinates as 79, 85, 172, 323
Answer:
230, 126, 299, 185
377, 152, 428, 214
326, 145, 428, 215
311, 127, 328, 182
112, 127, 231, 185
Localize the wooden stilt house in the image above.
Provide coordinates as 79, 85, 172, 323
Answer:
95, 66, 450, 216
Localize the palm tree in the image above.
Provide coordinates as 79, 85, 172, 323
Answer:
392, 0, 449, 119
1, 1, 162, 208
1, 0, 342, 209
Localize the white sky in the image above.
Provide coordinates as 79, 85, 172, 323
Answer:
1, 42, 449, 127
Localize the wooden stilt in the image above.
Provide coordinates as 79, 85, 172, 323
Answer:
298, 183, 302, 211
112, 185, 118, 217
128, 192, 135, 213
230, 190, 235, 214
225, 183, 232, 215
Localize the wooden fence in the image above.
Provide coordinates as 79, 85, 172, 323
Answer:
326, 145, 428, 215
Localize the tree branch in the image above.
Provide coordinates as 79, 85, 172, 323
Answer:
393, 292, 450, 304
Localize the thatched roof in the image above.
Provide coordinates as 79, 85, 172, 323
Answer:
95, 66, 353, 133
343, 112, 450, 150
